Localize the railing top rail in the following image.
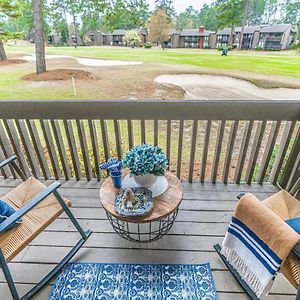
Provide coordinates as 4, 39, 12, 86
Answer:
0, 100, 299, 120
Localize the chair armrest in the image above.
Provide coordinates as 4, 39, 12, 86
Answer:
237, 193, 246, 200
0, 155, 26, 181
0, 181, 61, 233
292, 241, 300, 259
0, 155, 17, 169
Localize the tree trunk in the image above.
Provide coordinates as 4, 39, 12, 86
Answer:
239, 0, 249, 50
32, 0, 46, 74
229, 26, 234, 46
0, 35, 7, 61
72, 12, 78, 40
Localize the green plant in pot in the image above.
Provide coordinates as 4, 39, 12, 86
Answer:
122, 144, 168, 188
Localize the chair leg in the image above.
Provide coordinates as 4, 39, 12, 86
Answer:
0, 249, 20, 300
21, 229, 92, 300
53, 190, 89, 240
21, 191, 93, 300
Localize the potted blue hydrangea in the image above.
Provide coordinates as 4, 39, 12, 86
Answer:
122, 144, 168, 188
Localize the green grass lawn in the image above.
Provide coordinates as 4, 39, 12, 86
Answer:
5, 45, 300, 78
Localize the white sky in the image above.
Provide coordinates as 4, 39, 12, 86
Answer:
148, 0, 215, 12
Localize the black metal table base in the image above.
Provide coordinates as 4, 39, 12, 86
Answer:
106, 208, 179, 243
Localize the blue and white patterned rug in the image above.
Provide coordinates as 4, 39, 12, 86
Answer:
49, 262, 218, 300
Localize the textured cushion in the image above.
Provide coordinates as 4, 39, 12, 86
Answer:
0, 199, 22, 231
286, 217, 300, 235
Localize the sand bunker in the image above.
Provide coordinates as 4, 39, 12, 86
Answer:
155, 74, 300, 100
21, 55, 142, 67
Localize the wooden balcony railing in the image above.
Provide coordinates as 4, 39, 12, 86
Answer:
0, 100, 299, 196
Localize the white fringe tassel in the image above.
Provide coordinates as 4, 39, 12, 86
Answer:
221, 246, 274, 298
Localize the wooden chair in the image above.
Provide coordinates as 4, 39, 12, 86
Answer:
214, 190, 300, 299
0, 155, 92, 300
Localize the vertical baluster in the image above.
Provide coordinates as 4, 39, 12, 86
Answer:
166, 120, 171, 169
269, 121, 296, 184
188, 120, 198, 183
0, 147, 11, 178
281, 126, 300, 190
245, 121, 266, 184
76, 120, 92, 181
222, 121, 238, 184
40, 120, 62, 180
200, 120, 211, 183
114, 119, 122, 159
51, 120, 71, 180
234, 120, 254, 184
141, 120, 146, 144
88, 120, 101, 181
127, 120, 134, 149
154, 119, 158, 146
16, 120, 41, 179
26, 120, 51, 180
176, 120, 184, 179
0, 121, 16, 178
63, 120, 82, 181
290, 176, 300, 196
286, 151, 300, 192
256, 121, 281, 184
211, 121, 226, 183
100, 119, 110, 161
3, 119, 31, 177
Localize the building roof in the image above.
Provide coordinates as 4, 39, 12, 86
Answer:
235, 26, 260, 34
112, 29, 147, 36
168, 29, 181, 35
259, 24, 293, 33
217, 28, 232, 35
112, 29, 126, 36
180, 29, 213, 37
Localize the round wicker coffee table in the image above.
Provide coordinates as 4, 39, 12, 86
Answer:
100, 171, 183, 243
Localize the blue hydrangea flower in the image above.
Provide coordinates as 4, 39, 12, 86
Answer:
122, 144, 168, 176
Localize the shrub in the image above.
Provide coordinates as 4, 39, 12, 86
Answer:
255, 46, 263, 51
144, 43, 152, 48
291, 43, 300, 50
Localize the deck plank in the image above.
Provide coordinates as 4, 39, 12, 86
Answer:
0, 180, 294, 299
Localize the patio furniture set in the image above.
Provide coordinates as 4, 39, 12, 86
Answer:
0, 100, 299, 299
1, 152, 300, 299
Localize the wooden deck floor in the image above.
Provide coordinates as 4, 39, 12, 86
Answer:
0, 180, 296, 299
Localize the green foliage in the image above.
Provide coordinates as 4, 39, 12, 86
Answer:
102, 0, 149, 32
1, 31, 24, 42
291, 43, 300, 50
65, 144, 116, 179
155, 0, 176, 19
253, 136, 295, 183
144, 42, 152, 48
216, 0, 244, 29
124, 30, 141, 45
217, 46, 233, 51
255, 46, 263, 50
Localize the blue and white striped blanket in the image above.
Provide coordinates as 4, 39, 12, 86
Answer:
221, 193, 299, 298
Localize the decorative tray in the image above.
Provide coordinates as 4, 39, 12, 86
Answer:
115, 187, 153, 217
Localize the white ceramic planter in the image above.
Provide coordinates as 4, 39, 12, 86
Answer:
133, 173, 157, 188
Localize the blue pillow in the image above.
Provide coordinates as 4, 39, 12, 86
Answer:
285, 217, 300, 235
0, 200, 22, 232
